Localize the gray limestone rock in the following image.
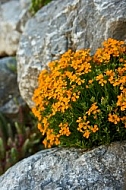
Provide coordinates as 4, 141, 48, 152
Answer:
0, 0, 30, 56
0, 141, 126, 189
0, 57, 25, 116
17, 0, 126, 108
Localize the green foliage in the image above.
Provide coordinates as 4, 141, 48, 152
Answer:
30, 0, 52, 15
32, 38, 126, 149
0, 107, 43, 176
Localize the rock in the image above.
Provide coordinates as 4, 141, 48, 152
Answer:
20, 0, 31, 9
17, 0, 126, 108
0, 141, 126, 189
0, 0, 12, 4
0, 0, 30, 56
0, 57, 25, 117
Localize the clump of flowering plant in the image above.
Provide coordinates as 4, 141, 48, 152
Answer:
32, 38, 126, 149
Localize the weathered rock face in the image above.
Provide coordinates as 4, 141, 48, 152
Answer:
17, 0, 126, 108
0, 0, 30, 56
0, 141, 126, 189
0, 57, 25, 116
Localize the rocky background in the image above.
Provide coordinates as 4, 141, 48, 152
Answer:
0, 0, 126, 189
0, 0, 31, 119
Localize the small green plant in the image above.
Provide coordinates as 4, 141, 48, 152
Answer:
30, 0, 52, 15
0, 107, 42, 175
32, 38, 126, 149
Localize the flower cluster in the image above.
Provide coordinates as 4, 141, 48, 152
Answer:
32, 38, 126, 148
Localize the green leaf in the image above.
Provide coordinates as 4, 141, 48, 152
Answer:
0, 113, 8, 142
22, 139, 30, 157
14, 122, 23, 134
0, 137, 5, 160
10, 147, 19, 164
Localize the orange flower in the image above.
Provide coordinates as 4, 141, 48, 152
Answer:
86, 102, 100, 116
121, 116, 126, 128
83, 130, 90, 138
77, 115, 91, 138
105, 70, 115, 77
96, 74, 107, 86
59, 122, 71, 136
91, 125, 99, 133
88, 79, 93, 84
117, 90, 126, 111
76, 117, 82, 123
71, 92, 80, 102
108, 113, 120, 124
93, 38, 125, 64
32, 107, 42, 121
119, 58, 124, 62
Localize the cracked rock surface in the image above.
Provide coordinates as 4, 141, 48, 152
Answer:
0, 141, 126, 189
17, 0, 126, 107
